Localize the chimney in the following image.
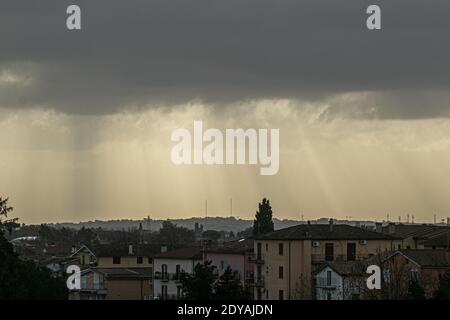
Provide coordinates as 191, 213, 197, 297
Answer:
388, 223, 396, 234
128, 244, 133, 255
329, 218, 334, 232
161, 245, 167, 253
375, 222, 382, 233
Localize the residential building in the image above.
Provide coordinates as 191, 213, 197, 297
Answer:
314, 261, 366, 300
68, 243, 155, 300
70, 267, 152, 300
253, 220, 396, 300
152, 247, 203, 300
378, 223, 450, 250
381, 249, 450, 299
204, 239, 255, 286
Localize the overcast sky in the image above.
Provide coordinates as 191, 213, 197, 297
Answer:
1, 1, 450, 224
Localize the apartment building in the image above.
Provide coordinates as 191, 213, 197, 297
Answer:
204, 239, 255, 286
314, 261, 366, 300
252, 220, 396, 300
70, 267, 153, 300
69, 243, 155, 300
381, 249, 450, 299
377, 223, 450, 250
152, 247, 203, 300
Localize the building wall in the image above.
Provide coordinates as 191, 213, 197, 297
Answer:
153, 258, 201, 299
255, 238, 393, 300
310, 239, 392, 262
97, 256, 152, 268
315, 267, 344, 300
205, 253, 246, 282
383, 253, 446, 299
105, 278, 152, 300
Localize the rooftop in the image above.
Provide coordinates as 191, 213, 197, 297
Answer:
90, 267, 153, 278
205, 239, 253, 255
389, 249, 450, 268
255, 224, 397, 241
152, 246, 203, 260
381, 223, 450, 239
315, 261, 368, 276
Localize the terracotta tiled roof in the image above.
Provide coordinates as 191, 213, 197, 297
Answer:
255, 224, 396, 240
205, 239, 253, 254
152, 246, 203, 260
394, 250, 450, 268
381, 224, 450, 239
90, 267, 153, 278
92, 244, 158, 257
315, 261, 368, 276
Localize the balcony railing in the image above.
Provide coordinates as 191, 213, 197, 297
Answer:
247, 254, 264, 264
315, 277, 339, 289
255, 276, 265, 288
154, 272, 183, 282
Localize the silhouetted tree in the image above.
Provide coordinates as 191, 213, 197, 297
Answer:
405, 278, 426, 300
202, 230, 221, 242
214, 266, 250, 300
252, 198, 274, 236
0, 197, 19, 236
180, 261, 217, 300
433, 270, 450, 300
0, 196, 67, 299
158, 221, 196, 249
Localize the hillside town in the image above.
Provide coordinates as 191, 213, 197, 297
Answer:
2, 197, 450, 300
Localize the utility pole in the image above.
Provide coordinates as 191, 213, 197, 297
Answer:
205, 200, 208, 218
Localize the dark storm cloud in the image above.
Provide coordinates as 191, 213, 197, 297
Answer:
1, 0, 450, 117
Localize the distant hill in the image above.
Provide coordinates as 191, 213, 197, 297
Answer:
48, 217, 377, 233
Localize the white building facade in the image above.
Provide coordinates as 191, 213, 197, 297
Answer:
153, 247, 203, 300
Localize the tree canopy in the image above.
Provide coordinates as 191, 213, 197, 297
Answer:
252, 198, 274, 236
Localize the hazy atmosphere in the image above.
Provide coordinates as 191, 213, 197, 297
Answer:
2, 0, 450, 224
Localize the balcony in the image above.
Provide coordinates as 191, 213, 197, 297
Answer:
154, 272, 169, 282
154, 272, 183, 282
255, 276, 265, 288
315, 277, 338, 289
248, 254, 264, 264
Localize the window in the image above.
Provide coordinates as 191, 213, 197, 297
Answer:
383, 269, 390, 283
148, 257, 153, 264
113, 256, 121, 265
266, 290, 269, 299
278, 290, 284, 300
257, 243, 262, 260
326, 270, 332, 286
220, 260, 225, 271
327, 292, 332, 300
410, 269, 419, 281
175, 264, 181, 279
161, 285, 168, 300
278, 266, 284, 279
347, 243, 356, 261
265, 243, 268, 251
177, 286, 182, 299
278, 243, 284, 255
398, 244, 402, 250
325, 243, 334, 261
162, 264, 168, 280
137, 256, 143, 264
